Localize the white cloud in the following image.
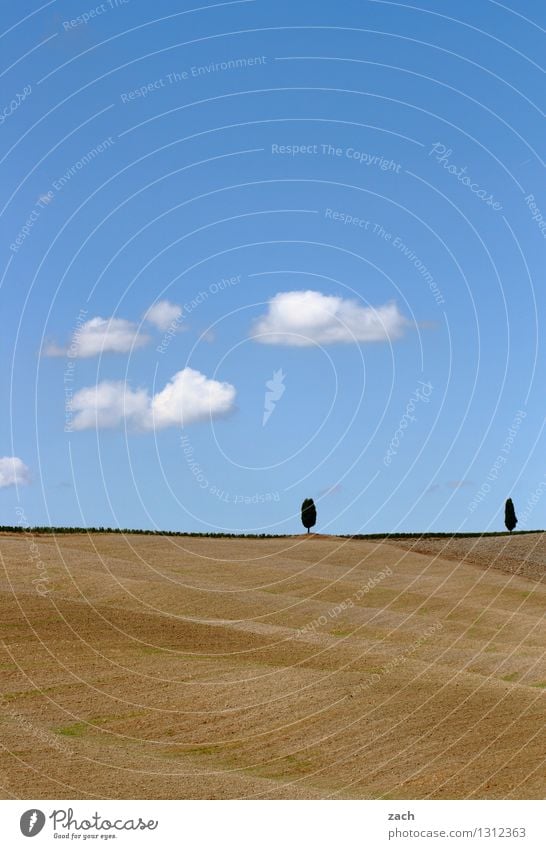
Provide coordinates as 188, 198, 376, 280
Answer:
144, 300, 183, 331
150, 368, 235, 428
251, 290, 409, 346
70, 368, 236, 431
69, 382, 150, 431
0, 456, 31, 488
44, 317, 150, 358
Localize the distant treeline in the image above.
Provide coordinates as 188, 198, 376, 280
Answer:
0, 526, 280, 538
0, 526, 543, 538
345, 531, 544, 539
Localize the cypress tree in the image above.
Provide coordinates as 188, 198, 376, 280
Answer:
301, 498, 317, 534
504, 498, 517, 533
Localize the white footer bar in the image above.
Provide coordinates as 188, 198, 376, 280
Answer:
1, 800, 543, 848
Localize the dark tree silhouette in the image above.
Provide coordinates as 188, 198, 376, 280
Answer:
301, 498, 317, 534
505, 498, 517, 533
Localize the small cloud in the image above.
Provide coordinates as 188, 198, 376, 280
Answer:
202, 329, 216, 344
446, 480, 474, 490
0, 457, 31, 488
42, 341, 66, 357
319, 483, 343, 497
251, 290, 409, 346
425, 484, 441, 494
43, 316, 150, 358
144, 300, 183, 332
71, 367, 236, 431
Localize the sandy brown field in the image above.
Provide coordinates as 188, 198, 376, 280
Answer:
0, 532, 544, 800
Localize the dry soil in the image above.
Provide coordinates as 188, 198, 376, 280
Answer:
0, 532, 544, 799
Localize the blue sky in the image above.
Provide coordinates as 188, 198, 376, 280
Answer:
1, 0, 544, 534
